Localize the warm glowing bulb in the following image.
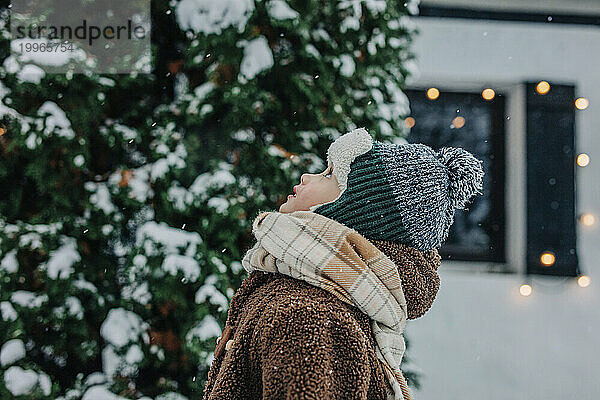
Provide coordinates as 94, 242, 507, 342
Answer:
404, 117, 416, 128
0, 125, 6, 136
482, 88, 495, 100
452, 116, 466, 128
427, 87, 440, 100
520, 284, 532, 296
540, 252, 555, 266
536, 81, 550, 95
575, 97, 589, 110
577, 153, 590, 167
578, 275, 591, 288
580, 213, 596, 227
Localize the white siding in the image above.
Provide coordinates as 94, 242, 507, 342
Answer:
405, 15, 600, 400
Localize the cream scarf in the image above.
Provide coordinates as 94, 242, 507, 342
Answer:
241, 210, 413, 400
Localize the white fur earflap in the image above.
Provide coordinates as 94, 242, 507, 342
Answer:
327, 127, 373, 192
308, 127, 373, 212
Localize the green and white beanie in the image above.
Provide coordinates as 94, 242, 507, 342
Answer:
310, 127, 485, 252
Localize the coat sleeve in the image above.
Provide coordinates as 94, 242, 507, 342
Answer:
259, 300, 372, 400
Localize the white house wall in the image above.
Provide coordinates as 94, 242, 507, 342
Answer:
405, 16, 600, 399
407, 268, 600, 399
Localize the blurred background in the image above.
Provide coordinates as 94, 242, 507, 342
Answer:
0, 0, 598, 399
405, 1, 599, 399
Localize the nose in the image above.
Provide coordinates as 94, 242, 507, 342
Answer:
301, 172, 316, 185
300, 173, 309, 185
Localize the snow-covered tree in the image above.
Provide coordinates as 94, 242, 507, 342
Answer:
0, 0, 420, 398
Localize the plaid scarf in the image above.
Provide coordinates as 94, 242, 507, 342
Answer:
241, 210, 413, 400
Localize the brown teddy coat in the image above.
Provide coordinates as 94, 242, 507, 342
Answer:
202, 240, 441, 400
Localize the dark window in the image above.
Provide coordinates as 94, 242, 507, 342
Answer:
404, 89, 506, 263
525, 82, 579, 277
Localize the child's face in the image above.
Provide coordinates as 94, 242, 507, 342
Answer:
279, 162, 341, 213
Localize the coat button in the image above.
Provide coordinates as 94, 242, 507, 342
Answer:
225, 339, 234, 351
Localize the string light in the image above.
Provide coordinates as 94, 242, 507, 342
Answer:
519, 284, 533, 296
426, 87, 440, 100
536, 81, 550, 95
520, 272, 590, 296
576, 153, 590, 167
404, 117, 415, 128
452, 116, 465, 128
580, 213, 596, 227
575, 97, 589, 110
577, 275, 591, 288
540, 252, 555, 266
482, 88, 495, 100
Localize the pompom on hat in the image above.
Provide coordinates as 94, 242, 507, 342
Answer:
310, 127, 485, 252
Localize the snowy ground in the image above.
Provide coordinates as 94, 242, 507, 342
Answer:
407, 267, 599, 400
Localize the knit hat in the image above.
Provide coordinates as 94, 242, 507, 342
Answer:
310, 127, 485, 252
